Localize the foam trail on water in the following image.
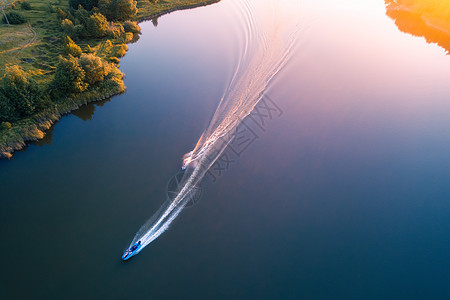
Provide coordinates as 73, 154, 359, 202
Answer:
127, 0, 301, 253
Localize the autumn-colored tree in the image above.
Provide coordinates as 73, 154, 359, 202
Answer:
65, 36, 83, 57
86, 12, 109, 37
123, 20, 140, 33
79, 53, 108, 84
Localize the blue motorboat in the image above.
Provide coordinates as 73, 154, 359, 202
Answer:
122, 241, 142, 260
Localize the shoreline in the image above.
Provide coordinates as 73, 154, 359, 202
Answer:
0, 0, 220, 160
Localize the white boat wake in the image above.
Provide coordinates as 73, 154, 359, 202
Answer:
126, 0, 301, 255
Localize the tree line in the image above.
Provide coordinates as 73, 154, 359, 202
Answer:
1, 0, 142, 127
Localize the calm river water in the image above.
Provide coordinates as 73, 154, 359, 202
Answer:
1, 0, 450, 299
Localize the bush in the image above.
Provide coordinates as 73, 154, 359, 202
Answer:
20, 1, 32, 10
52, 55, 88, 94
65, 36, 82, 57
0, 122, 12, 130
3, 11, 27, 25
123, 20, 140, 33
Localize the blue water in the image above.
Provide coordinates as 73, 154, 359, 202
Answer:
1, 0, 450, 299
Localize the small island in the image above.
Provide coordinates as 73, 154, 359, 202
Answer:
0, 0, 219, 159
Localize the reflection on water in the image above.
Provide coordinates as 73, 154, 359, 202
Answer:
71, 98, 111, 121
33, 98, 112, 147
34, 125, 55, 146
385, 0, 450, 53
128, 32, 141, 44
151, 17, 159, 27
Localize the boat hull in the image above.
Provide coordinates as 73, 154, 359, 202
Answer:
122, 244, 142, 260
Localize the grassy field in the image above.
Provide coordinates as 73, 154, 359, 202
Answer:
0, 0, 220, 158
0, 0, 66, 82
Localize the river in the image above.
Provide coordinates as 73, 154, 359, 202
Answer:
1, 0, 450, 299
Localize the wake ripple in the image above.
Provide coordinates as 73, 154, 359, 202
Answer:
127, 0, 301, 254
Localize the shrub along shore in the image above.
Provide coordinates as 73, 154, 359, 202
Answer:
0, 0, 219, 159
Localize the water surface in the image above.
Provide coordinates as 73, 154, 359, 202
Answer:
1, 0, 450, 299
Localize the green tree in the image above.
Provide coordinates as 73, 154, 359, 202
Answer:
99, 0, 137, 21
2, 11, 27, 24
20, 1, 32, 10
115, 0, 137, 20
52, 55, 88, 94
98, 0, 113, 19
73, 24, 86, 39
61, 19, 75, 36
0, 92, 15, 122
0, 66, 43, 122
74, 5, 91, 26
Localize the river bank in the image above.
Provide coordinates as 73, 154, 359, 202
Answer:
0, 0, 220, 159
